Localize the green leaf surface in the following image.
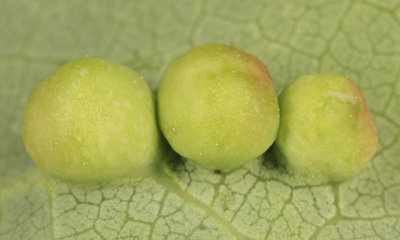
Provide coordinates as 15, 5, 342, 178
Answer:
1, 0, 399, 239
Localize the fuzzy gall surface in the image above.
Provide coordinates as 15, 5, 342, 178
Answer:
22, 57, 159, 182
158, 44, 280, 171
275, 73, 378, 182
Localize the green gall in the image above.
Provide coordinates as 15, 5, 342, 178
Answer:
275, 73, 378, 182
158, 44, 280, 171
22, 57, 159, 182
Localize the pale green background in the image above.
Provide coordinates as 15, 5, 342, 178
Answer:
1, 0, 400, 239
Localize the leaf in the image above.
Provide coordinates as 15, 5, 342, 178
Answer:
1, 0, 400, 239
